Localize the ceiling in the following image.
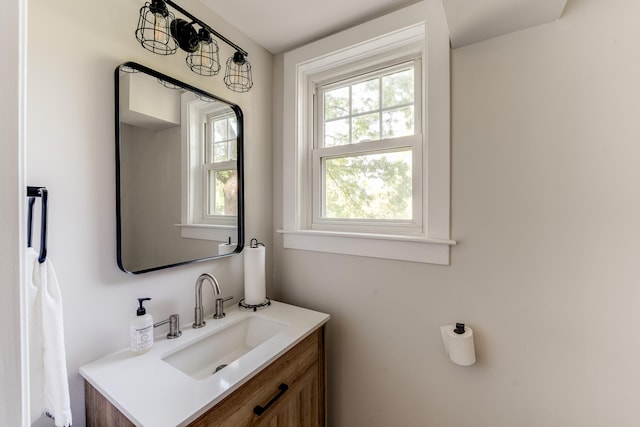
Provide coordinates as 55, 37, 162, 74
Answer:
200, 0, 418, 54
200, 0, 568, 54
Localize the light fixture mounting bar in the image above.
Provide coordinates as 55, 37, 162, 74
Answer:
163, 0, 248, 57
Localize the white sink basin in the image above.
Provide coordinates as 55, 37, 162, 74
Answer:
162, 316, 288, 380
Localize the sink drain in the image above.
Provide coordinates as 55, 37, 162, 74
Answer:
214, 364, 228, 374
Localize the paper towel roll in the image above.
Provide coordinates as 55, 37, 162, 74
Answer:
218, 242, 236, 255
440, 323, 476, 366
244, 242, 266, 305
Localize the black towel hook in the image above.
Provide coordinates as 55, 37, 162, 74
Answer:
27, 186, 48, 263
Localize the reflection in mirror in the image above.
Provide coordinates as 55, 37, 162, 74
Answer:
116, 62, 244, 274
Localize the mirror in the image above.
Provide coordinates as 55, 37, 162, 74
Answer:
115, 62, 244, 274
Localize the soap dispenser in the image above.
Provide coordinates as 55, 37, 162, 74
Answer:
130, 297, 153, 354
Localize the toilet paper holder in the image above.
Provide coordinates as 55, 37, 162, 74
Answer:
441, 322, 476, 366
453, 322, 466, 334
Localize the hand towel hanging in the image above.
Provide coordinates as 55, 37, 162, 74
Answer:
27, 249, 72, 426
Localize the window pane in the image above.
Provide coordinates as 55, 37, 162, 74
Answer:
382, 106, 414, 139
323, 150, 412, 220
324, 87, 349, 120
228, 117, 237, 139
207, 169, 238, 216
213, 141, 228, 162
208, 116, 237, 163
352, 113, 380, 143
352, 78, 379, 114
324, 118, 350, 147
213, 119, 227, 142
382, 69, 414, 108
228, 141, 237, 161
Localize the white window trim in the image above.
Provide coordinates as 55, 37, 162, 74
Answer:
279, 1, 455, 265
176, 223, 238, 242
202, 111, 238, 223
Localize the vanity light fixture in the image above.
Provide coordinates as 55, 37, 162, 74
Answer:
157, 78, 181, 90
135, 0, 177, 55
186, 28, 221, 76
224, 52, 253, 93
134, 0, 252, 92
195, 93, 216, 103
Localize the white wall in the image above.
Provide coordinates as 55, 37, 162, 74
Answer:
119, 124, 218, 271
26, 0, 272, 425
274, 0, 640, 426
1, 0, 26, 423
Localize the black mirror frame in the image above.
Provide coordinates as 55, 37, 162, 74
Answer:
115, 61, 245, 274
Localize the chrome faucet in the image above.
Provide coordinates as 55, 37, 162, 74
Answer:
193, 273, 222, 328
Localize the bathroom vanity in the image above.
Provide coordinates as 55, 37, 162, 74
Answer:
80, 301, 329, 426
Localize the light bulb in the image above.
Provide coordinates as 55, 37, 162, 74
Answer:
153, 13, 169, 44
198, 41, 212, 68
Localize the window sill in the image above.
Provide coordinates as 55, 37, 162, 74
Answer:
277, 229, 455, 265
176, 224, 237, 242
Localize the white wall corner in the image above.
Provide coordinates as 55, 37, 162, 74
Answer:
443, 0, 568, 48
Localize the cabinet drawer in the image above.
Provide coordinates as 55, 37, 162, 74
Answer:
190, 328, 323, 427
254, 362, 320, 427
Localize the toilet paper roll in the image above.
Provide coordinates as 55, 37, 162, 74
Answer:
441, 324, 476, 366
218, 242, 236, 255
244, 243, 266, 305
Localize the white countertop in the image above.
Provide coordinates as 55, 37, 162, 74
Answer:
79, 301, 330, 426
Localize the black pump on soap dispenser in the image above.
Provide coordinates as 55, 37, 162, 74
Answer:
136, 297, 150, 316
130, 297, 153, 354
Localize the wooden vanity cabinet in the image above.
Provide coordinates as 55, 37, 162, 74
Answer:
85, 326, 326, 427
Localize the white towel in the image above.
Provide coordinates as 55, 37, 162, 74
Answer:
27, 247, 73, 427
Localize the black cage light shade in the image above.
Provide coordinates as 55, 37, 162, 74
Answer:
224, 52, 253, 93
186, 28, 221, 76
135, 0, 177, 55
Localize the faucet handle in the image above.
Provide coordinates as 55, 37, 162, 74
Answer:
154, 314, 182, 339
214, 296, 234, 319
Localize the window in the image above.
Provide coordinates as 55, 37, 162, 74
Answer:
280, 2, 455, 265
313, 59, 422, 235
204, 112, 238, 219
179, 94, 238, 241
